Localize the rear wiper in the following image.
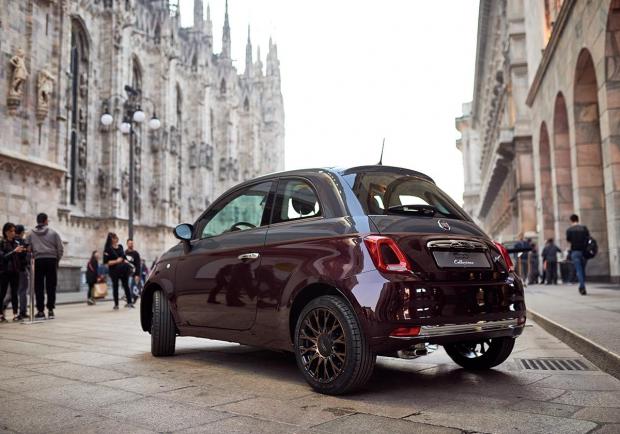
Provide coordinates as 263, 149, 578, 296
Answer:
387, 204, 437, 217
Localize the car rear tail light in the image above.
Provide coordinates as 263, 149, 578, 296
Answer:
364, 235, 412, 273
493, 241, 514, 272
390, 326, 421, 337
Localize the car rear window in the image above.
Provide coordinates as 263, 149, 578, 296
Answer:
342, 171, 470, 221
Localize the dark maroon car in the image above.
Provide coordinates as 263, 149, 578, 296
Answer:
141, 165, 525, 394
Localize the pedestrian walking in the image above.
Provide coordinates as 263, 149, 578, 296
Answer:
0, 223, 26, 322
566, 214, 589, 295
541, 238, 561, 284
125, 238, 141, 301
26, 213, 63, 319
103, 232, 134, 310
14, 225, 30, 319
85, 250, 99, 305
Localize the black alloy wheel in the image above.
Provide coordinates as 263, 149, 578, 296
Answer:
298, 307, 347, 383
294, 295, 375, 395
444, 336, 515, 370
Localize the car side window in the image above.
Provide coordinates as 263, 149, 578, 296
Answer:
272, 179, 321, 224
199, 181, 272, 238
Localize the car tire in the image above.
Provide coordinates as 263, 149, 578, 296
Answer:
151, 290, 176, 357
444, 337, 515, 370
294, 295, 376, 395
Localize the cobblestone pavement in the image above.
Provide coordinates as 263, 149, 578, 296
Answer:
0, 304, 619, 433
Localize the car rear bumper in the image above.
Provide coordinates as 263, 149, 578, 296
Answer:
344, 271, 526, 352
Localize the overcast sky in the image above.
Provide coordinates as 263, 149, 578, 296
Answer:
179, 0, 479, 203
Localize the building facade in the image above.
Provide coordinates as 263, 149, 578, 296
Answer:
0, 0, 284, 288
458, 0, 620, 282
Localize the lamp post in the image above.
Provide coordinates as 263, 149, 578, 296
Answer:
100, 85, 160, 240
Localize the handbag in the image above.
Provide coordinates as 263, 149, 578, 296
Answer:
93, 282, 108, 299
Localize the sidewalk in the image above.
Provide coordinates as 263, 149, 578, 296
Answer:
56, 288, 115, 305
525, 282, 620, 378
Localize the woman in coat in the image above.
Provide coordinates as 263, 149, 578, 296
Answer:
1, 222, 26, 321
103, 233, 133, 310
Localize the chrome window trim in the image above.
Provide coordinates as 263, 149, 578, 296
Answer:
426, 239, 489, 250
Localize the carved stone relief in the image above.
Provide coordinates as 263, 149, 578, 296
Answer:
7, 48, 28, 112
189, 141, 198, 168
97, 169, 108, 198
36, 68, 55, 124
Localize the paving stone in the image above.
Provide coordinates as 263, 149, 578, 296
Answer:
573, 406, 620, 423
531, 374, 620, 391
592, 424, 620, 433
155, 385, 256, 407
97, 397, 232, 431
49, 419, 156, 434
0, 366, 38, 380
0, 373, 79, 393
290, 392, 423, 419
42, 351, 135, 367
176, 416, 302, 434
407, 405, 598, 433
29, 362, 132, 383
507, 399, 581, 417
552, 390, 620, 407
0, 398, 101, 434
213, 396, 352, 427
23, 382, 143, 411
314, 413, 461, 434
100, 375, 192, 394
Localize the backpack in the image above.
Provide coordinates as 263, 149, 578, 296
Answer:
584, 237, 598, 259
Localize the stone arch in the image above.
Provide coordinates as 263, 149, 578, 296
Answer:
573, 48, 609, 277
243, 96, 250, 111
605, 0, 620, 279
552, 92, 573, 248
539, 122, 554, 241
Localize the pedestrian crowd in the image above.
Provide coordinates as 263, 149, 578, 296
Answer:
512, 213, 597, 295
1, 211, 150, 322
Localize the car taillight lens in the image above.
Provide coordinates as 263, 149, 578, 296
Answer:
364, 235, 412, 273
493, 241, 514, 272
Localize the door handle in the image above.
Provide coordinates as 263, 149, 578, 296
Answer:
238, 252, 260, 261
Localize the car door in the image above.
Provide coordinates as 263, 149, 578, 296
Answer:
175, 181, 274, 330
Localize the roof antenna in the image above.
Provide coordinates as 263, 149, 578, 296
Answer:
378, 138, 385, 165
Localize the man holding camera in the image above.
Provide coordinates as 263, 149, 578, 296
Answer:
26, 213, 63, 319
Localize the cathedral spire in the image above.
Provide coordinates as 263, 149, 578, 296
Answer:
266, 36, 279, 77
245, 24, 253, 76
194, 0, 204, 31
255, 45, 263, 76
222, 0, 231, 59
206, 3, 213, 36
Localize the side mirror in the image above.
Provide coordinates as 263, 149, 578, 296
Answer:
173, 223, 193, 242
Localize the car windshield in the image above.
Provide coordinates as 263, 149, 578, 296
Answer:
343, 171, 470, 221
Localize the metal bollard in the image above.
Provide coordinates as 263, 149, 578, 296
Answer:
22, 255, 41, 326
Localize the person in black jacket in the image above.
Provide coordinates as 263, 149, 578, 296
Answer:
103, 233, 133, 309
566, 214, 590, 295
541, 238, 561, 284
85, 250, 99, 305
1, 222, 26, 322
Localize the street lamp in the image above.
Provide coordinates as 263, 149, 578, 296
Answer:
100, 86, 160, 240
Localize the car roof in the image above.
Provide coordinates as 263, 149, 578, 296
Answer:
250, 165, 435, 184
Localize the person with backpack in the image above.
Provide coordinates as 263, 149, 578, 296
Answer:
0, 223, 26, 322
566, 214, 592, 295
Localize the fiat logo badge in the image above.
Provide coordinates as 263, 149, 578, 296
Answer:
438, 220, 451, 231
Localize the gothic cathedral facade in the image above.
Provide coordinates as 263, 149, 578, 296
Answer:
0, 0, 285, 288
